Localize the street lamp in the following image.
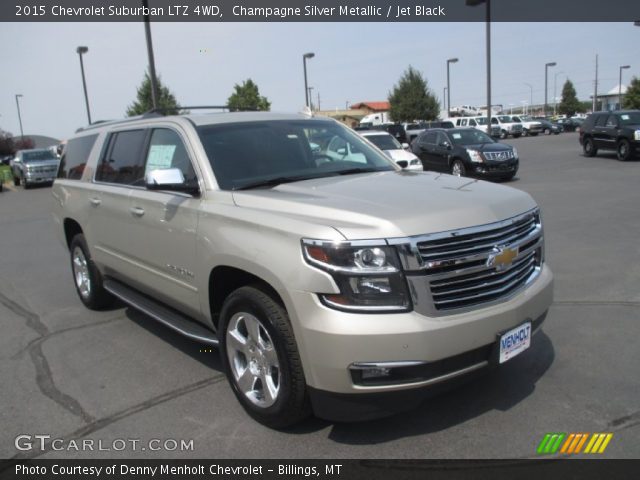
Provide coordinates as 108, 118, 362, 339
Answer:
307, 86, 315, 111
15, 94, 24, 141
553, 71, 564, 116
524, 83, 533, 109
466, 0, 491, 134
76, 46, 92, 125
443, 87, 447, 112
446, 58, 458, 117
302, 52, 315, 108
544, 62, 556, 117
619, 65, 631, 109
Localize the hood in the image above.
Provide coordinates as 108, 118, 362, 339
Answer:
384, 149, 418, 161
623, 123, 640, 130
232, 171, 537, 240
24, 159, 59, 168
465, 143, 512, 152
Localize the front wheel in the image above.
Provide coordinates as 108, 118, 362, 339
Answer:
544, 128, 551, 135
523, 129, 529, 137
220, 285, 310, 428
583, 137, 597, 157
69, 234, 114, 310
13, 175, 21, 186
451, 159, 467, 177
500, 130, 508, 139
617, 139, 632, 161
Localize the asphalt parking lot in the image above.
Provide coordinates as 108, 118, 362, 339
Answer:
1, 132, 639, 460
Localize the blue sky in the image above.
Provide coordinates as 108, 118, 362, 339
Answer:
1, 21, 638, 140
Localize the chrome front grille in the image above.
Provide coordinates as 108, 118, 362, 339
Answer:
28, 166, 56, 174
393, 209, 544, 315
483, 151, 514, 161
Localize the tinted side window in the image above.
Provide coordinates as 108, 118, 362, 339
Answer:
144, 129, 198, 186
57, 134, 98, 180
422, 132, 438, 144
605, 115, 619, 127
96, 130, 147, 185
595, 115, 608, 127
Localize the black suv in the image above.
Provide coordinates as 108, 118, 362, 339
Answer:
580, 110, 640, 161
411, 128, 518, 180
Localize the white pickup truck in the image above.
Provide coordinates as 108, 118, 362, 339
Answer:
493, 116, 523, 139
511, 115, 543, 137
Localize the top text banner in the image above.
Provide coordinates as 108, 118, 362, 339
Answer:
3, 0, 640, 22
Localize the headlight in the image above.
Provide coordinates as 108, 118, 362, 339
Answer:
409, 159, 421, 166
466, 149, 484, 163
634, 130, 640, 141
302, 239, 411, 312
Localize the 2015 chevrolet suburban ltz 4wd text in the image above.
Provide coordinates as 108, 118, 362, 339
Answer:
52, 112, 553, 428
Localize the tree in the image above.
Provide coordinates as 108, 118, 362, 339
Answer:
126, 71, 182, 116
388, 66, 440, 122
227, 79, 271, 111
558, 79, 584, 117
0, 130, 15, 156
623, 76, 640, 110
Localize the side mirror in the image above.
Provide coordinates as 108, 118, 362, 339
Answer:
402, 142, 410, 150
336, 147, 347, 156
396, 160, 409, 169
145, 168, 198, 195
440, 141, 451, 149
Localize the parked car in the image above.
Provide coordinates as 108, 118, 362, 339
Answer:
579, 110, 640, 161
421, 120, 455, 129
450, 105, 480, 116
447, 116, 501, 137
360, 130, 422, 170
555, 117, 583, 132
412, 127, 519, 180
53, 112, 552, 427
403, 122, 426, 143
1, 155, 13, 165
533, 118, 563, 135
373, 123, 407, 143
511, 115, 543, 136
10, 148, 60, 188
494, 116, 523, 139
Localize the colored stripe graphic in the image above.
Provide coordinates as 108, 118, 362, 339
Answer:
540, 433, 614, 455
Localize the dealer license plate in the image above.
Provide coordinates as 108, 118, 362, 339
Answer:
499, 321, 531, 364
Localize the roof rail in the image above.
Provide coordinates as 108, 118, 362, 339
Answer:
144, 105, 263, 116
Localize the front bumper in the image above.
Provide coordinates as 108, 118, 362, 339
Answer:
288, 264, 553, 400
24, 172, 56, 184
471, 159, 519, 178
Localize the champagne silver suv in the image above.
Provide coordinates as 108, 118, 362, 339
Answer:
52, 112, 553, 428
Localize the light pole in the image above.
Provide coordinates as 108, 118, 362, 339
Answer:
524, 83, 533, 109
553, 71, 564, 116
142, 0, 159, 110
76, 46, 92, 124
443, 87, 447, 112
446, 57, 458, 117
15, 94, 24, 141
307, 86, 314, 111
466, 0, 491, 134
619, 65, 630, 109
520, 100, 528, 115
544, 62, 556, 117
302, 52, 315, 108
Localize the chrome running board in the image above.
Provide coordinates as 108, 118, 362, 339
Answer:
104, 278, 219, 346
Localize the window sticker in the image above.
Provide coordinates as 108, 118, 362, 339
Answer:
620, 114, 630, 120
452, 133, 462, 139
146, 144, 176, 173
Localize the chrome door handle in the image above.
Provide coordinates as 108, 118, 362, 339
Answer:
89, 197, 101, 206
129, 206, 145, 217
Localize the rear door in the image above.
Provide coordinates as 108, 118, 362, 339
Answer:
413, 131, 439, 170
592, 114, 612, 148
126, 126, 203, 318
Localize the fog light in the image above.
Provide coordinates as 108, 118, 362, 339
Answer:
361, 367, 391, 379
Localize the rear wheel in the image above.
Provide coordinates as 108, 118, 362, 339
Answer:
451, 159, 467, 177
220, 285, 310, 428
583, 137, 597, 157
13, 175, 20, 186
69, 234, 114, 310
617, 139, 632, 161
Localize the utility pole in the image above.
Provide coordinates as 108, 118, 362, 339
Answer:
317, 92, 321, 111
593, 54, 598, 112
142, 0, 159, 110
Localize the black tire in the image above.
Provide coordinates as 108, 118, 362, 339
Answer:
13, 175, 20, 186
544, 128, 551, 135
22, 177, 30, 189
513, 133, 522, 138
219, 285, 310, 428
69, 234, 114, 310
617, 138, 632, 162
523, 129, 529, 137
500, 130, 508, 139
450, 159, 467, 177
582, 137, 597, 157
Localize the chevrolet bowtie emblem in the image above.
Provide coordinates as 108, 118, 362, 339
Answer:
487, 246, 518, 271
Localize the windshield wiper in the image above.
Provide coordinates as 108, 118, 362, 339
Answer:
234, 174, 323, 190
334, 167, 383, 176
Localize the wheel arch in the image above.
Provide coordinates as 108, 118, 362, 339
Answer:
63, 218, 83, 250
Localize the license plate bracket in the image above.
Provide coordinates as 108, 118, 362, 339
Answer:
498, 321, 532, 364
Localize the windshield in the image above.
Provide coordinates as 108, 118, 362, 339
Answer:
619, 112, 640, 125
498, 116, 512, 122
22, 150, 56, 162
364, 134, 402, 151
449, 129, 494, 146
197, 120, 396, 190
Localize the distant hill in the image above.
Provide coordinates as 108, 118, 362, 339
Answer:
21, 135, 60, 148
